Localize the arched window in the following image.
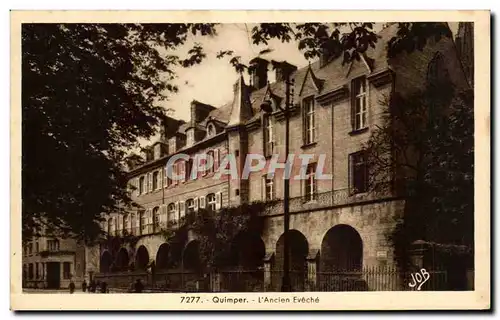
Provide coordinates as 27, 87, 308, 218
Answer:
206, 193, 216, 211
152, 207, 160, 232
168, 203, 176, 224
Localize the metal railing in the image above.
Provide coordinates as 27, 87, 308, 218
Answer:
263, 188, 393, 216
92, 266, 450, 292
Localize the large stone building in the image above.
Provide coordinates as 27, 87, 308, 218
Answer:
85, 24, 470, 291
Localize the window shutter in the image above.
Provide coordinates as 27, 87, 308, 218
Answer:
142, 176, 147, 194
172, 163, 178, 185
350, 80, 356, 130
215, 192, 222, 210
348, 154, 353, 195
135, 212, 140, 229
164, 167, 168, 188
179, 162, 186, 183
158, 170, 163, 190
194, 197, 199, 211
134, 178, 139, 197
148, 173, 153, 192
214, 149, 220, 171
199, 196, 206, 209
179, 201, 185, 218
174, 202, 179, 220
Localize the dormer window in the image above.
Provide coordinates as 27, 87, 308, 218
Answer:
207, 123, 216, 138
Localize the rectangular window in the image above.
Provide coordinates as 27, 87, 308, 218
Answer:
263, 176, 274, 201
305, 163, 317, 202
35, 242, 39, 253
303, 97, 316, 145
139, 176, 145, 195
186, 159, 194, 181
164, 167, 171, 187
186, 199, 195, 213
263, 115, 274, 157
63, 262, 71, 279
47, 240, 59, 252
352, 77, 368, 131
35, 263, 39, 279
349, 151, 368, 194
123, 215, 129, 232
206, 194, 216, 211
153, 171, 159, 190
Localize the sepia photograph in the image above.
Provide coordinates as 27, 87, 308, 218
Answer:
11, 10, 490, 310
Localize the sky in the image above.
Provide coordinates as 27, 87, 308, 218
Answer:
141, 22, 459, 147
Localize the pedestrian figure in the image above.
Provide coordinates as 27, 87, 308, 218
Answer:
69, 281, 75, 294
100, 281, 107, 293
89, 280, 96, 293
134, 279, 144, 293
82, 280, 87, 292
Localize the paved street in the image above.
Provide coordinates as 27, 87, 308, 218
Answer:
23, 289, 94, 294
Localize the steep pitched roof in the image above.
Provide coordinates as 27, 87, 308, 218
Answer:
226, 75, 254, 128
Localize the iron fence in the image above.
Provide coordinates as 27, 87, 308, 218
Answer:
263, 188, 393, 216
93, 266, 450, 292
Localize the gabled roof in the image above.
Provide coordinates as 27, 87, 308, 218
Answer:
226, 75, 254, 128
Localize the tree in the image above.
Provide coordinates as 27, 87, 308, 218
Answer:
363, 75, 474, 269
22, 22, 455, 244
22, 23, 217, 243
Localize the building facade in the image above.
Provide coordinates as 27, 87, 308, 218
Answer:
85, 24, 469, 291
22, 233, 85, 289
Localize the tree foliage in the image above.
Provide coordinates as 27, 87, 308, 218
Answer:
364, 76, 474, 269
22, 23, 217, 243
160, 202, 270, 270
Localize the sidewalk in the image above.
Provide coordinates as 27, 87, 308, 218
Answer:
23, 288, 86, 294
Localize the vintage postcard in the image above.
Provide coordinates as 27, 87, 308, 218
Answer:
10, 10, 490, 311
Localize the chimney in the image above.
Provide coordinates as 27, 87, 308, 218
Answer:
248, 57, 269, 90
190, 100, 216, 125
272, 60, 297, 82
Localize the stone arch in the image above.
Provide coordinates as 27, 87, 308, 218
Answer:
115, 247, 129, 271
229, 231, 265, 269
274, 229, 309, 291
182, 240, 201, 273
320, 224, 363, 272
100, 251, 112, 273
135, 245, 149, 270
155, 243, 170, 270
